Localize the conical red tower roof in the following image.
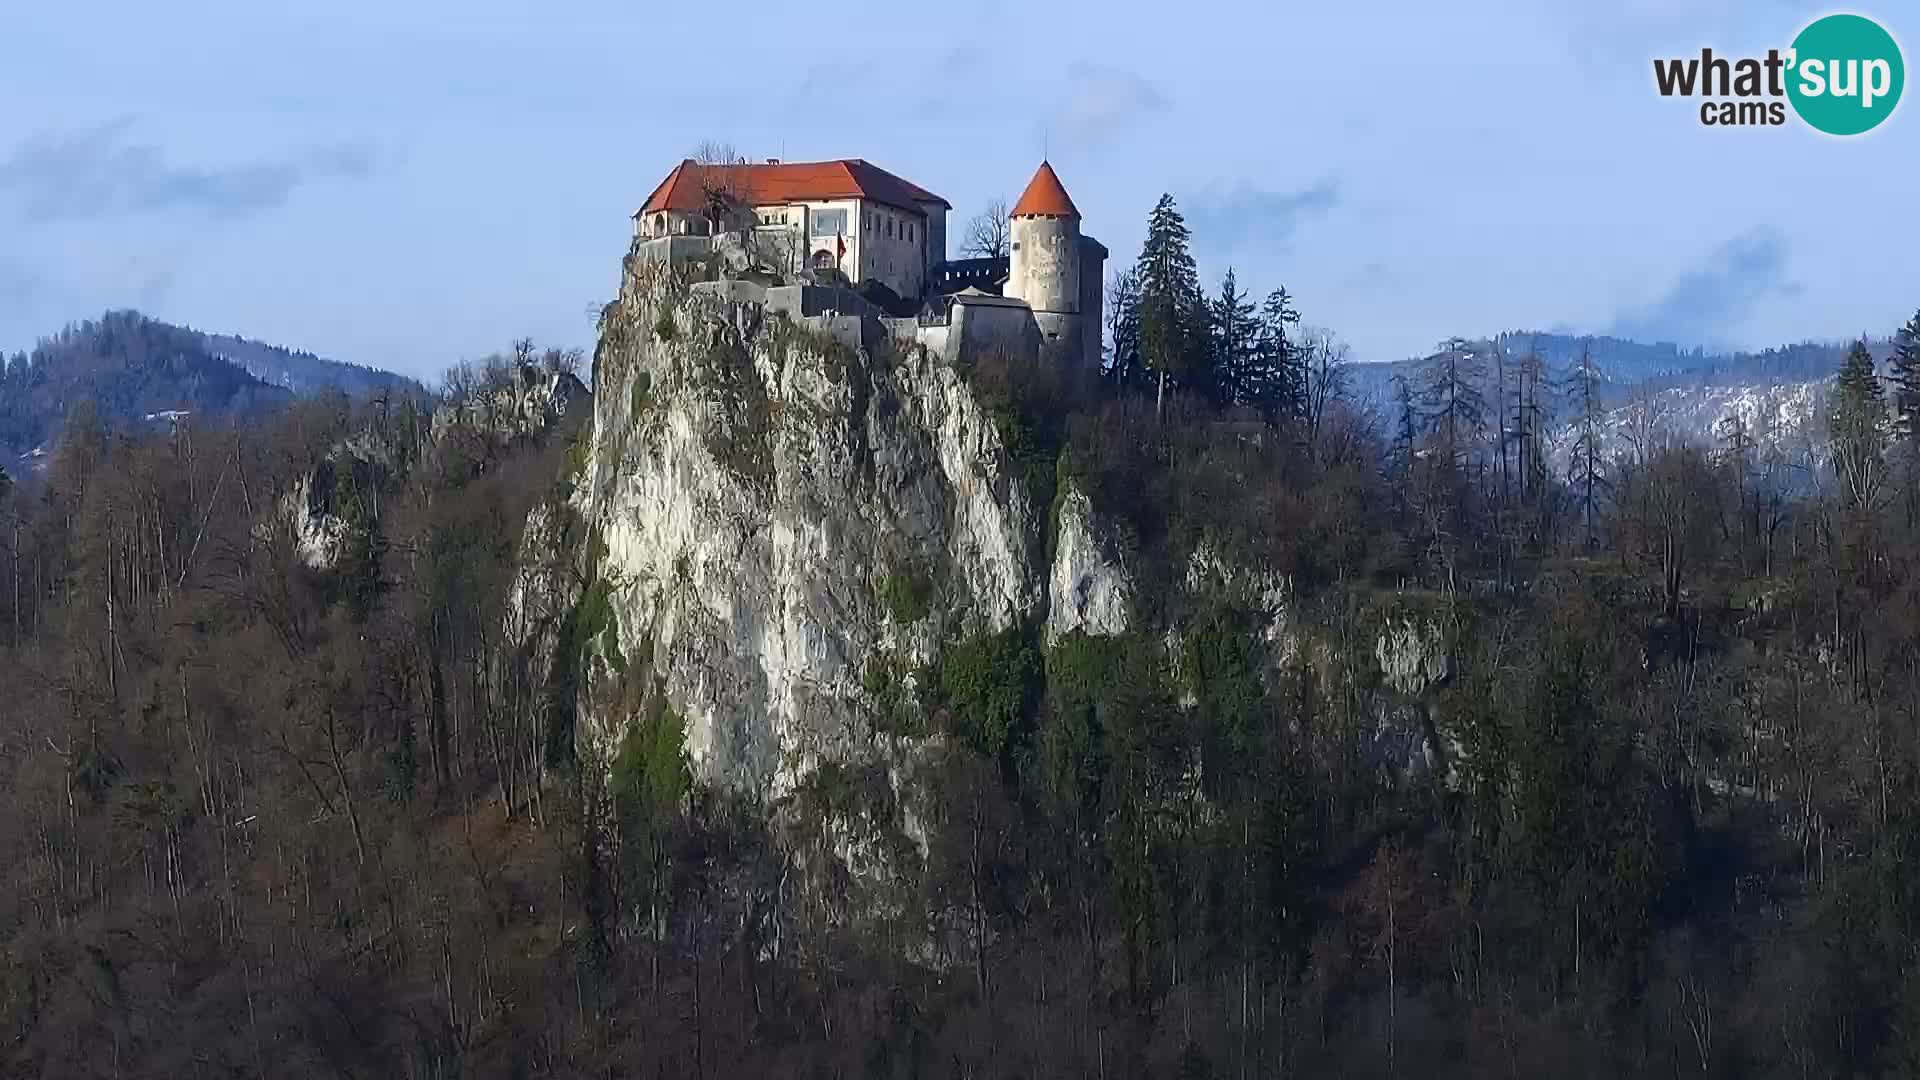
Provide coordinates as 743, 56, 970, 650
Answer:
1010, 161, 1079, 219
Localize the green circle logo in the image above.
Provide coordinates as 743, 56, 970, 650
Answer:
1787, 14, 1904, 135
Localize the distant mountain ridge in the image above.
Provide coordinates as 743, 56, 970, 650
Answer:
1347, 332, 1862, 407
202, 331, 421, 398
1343, 331, 1898, 485
1, 311, 424, 472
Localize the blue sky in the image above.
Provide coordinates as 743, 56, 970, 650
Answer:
2, 0, 1914, 380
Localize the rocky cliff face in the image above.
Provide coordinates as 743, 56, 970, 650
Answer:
1369, 603, 1459, 783
540, 246, 1472, 860
432, 369, 590, 445
271, 369, 588, 571
272, 430, 396, 570
1046, 487, 1132, 642
568, 257, 1071, 796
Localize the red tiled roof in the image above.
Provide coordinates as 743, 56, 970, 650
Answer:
637, 158, 950, 216
1010, 161, 1079, 219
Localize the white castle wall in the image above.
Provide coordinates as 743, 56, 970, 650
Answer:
1007, 215, 1080, 315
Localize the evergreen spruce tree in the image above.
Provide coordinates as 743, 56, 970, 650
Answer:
1391, 373, 1418, 475
1890, 309, 1920, 443
1418, 337, 1490, 472
1209, 269, 1258, 410
1247, 287, 1303, 422
1889, 309, 1920, 523
1830, 340, 1888, 511
1414, 338, 1491, 551
0, 464, 12, 643
1567, 339, 1607, 550
1136, 194, 1205, 417
1717, 412, 1755, 468
1514, 341, 1551, 512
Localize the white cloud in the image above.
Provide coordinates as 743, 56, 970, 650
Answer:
1051, 63, 1166, 149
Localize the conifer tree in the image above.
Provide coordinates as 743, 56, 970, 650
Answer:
1891, 309, 1920, 444
1513, 340, 1551, 511
1419, 338, 1490, 472
1568, 339, 1608, 550
1390, 372, 1420, 533
1209, 269, 1258, 410
1391, 373, 1419, 475
1830, 340, 1888, 511
1136, 194, 1205, 417
0, 465, 13, 643
1412, 338, 1491, 559
1491, 338, 1511, 515
1889, 309, 1920, 524
1249, 287, 1304, 421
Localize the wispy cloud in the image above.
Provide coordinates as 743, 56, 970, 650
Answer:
1050, 63, 1166, 149
1610, 225, 1799, 347
1340, 258, 1398, 292
0, 120, 377, 223
1546, 0, 1805, 70
1186, 179, 1340, 254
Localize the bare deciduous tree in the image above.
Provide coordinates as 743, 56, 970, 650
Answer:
689, 140, 799, 278
961, 199, 1010, 259
691, 141, 750, 233
541, 347, 585, 379
1297, 325, 1351, 460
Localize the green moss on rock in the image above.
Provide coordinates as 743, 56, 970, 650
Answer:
934, 626, 1042, 758
874, 560, 935, 625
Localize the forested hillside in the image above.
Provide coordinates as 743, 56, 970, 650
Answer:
4, 195, 1920, 1078
0, 312, 291, 463
202, 331, 423, 399
1, 312, 425, 470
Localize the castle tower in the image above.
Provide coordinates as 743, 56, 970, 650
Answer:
1006, 161, 1104, 370
1006, 161, 1081, 316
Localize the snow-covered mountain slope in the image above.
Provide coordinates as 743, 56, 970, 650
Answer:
1349, 334, 1893, 482
1546, 378, 1828, 477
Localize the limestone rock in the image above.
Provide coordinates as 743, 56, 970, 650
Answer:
431, 369, 590, 444
1046, 485, 1131, 641
1375, 612, 1452, 698
568, 256, 1051, 798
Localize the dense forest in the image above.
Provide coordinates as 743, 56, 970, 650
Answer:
1, 312, 423, 466
6, 191, 1920, 1078
0, 313, 292, 461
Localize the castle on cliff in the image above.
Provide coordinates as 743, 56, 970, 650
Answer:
633, 158, 1107, 370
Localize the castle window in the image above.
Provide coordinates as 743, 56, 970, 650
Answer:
811, 208, 849, 236
887, 219, 894, 238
